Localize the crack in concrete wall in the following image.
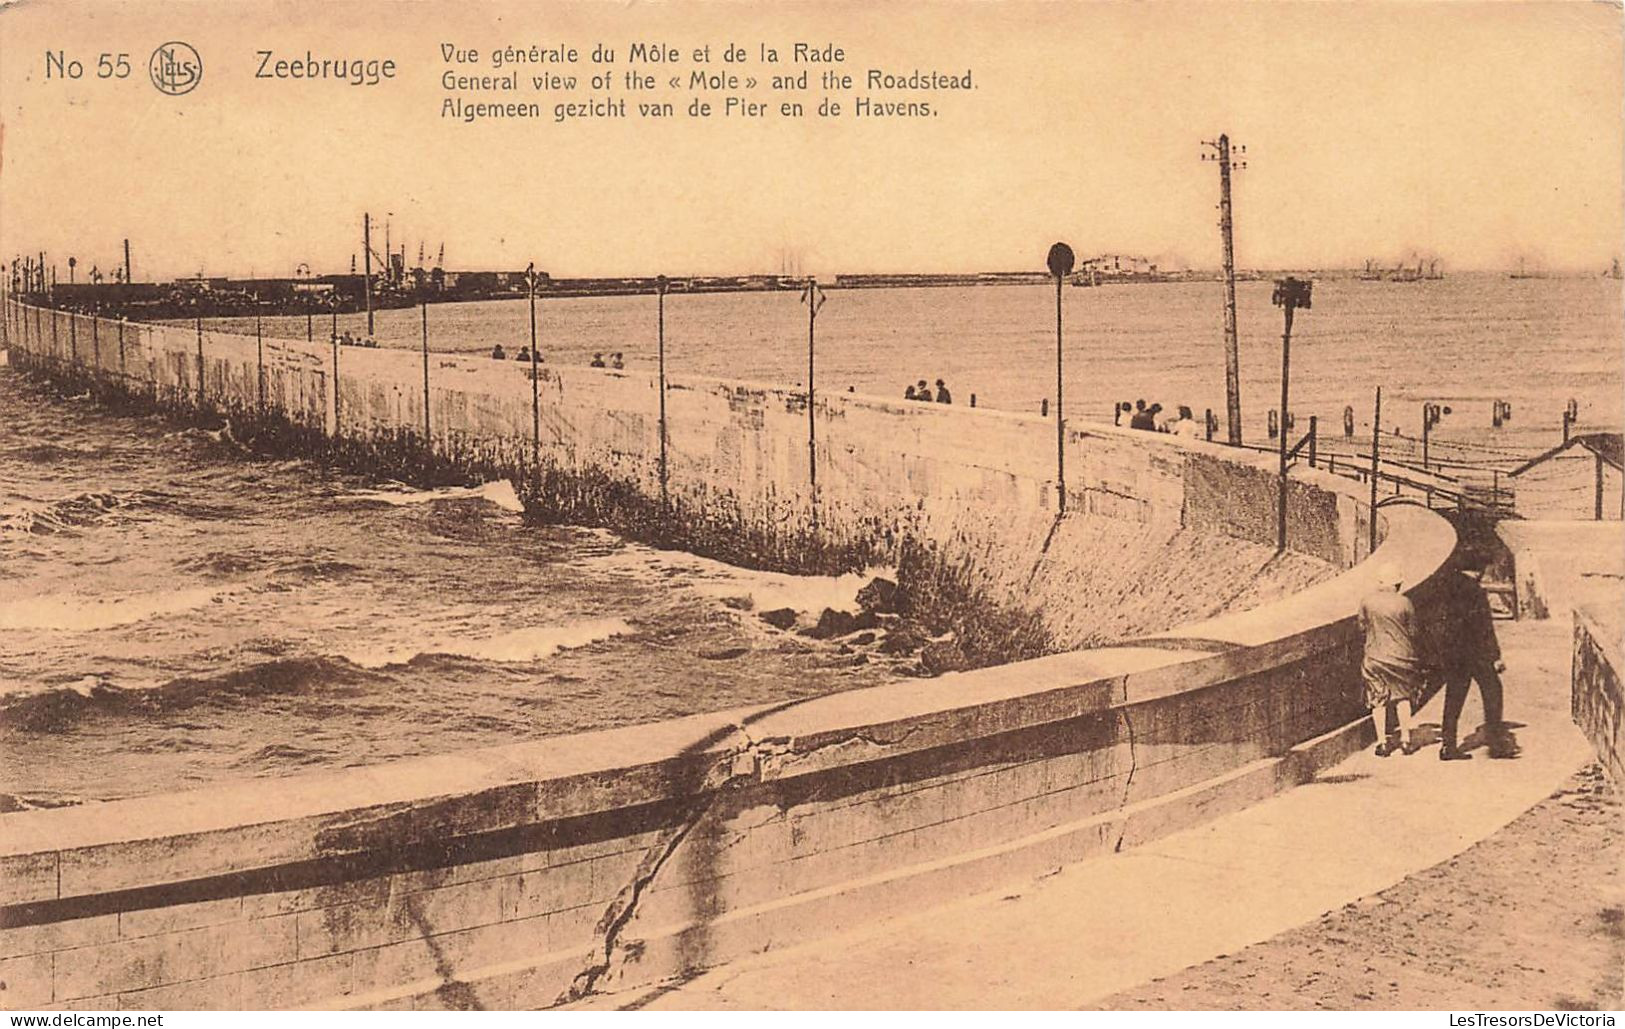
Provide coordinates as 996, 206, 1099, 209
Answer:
1113, 703, 1141, 854
556, 791, 714, 1005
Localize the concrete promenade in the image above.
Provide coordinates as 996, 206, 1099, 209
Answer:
566, 618, 1593, 1010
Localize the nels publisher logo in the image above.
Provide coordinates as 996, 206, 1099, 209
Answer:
149, 41, 202, 95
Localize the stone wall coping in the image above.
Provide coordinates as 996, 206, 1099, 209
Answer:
1576, 604, 1623, 668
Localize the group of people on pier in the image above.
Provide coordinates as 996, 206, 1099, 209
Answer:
1122, 398, 1204, 439
904, 378, 953, 404
486, 343, 548, 363
1359, 552, 1512, 762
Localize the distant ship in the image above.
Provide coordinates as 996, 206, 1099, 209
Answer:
1510, 257, 1548, 280
1359, 257, 1439, 282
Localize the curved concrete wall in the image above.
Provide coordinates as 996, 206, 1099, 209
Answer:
0, 302, 1455, 1010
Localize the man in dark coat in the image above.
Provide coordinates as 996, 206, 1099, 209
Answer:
1436, 554, 1510, 760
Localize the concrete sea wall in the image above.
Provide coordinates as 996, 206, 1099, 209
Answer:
1573, 606, 1623, 784
0, 301, 1456, 1010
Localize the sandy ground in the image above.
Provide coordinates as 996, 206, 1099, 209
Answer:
1091, 764, 1623, 1011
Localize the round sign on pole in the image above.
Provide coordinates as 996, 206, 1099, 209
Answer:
1047, 242, 1075, 278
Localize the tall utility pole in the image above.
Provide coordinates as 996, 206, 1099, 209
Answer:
656, 274, 670, 508
801, 277, 826, 528
1369, 386, 1382, 556
363, 213, 375, 336
1202, 134, 1246, 445
526, 263, 541, 475
124, 239, 132, 287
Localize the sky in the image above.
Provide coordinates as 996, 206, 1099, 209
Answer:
0, 0, 1621, 280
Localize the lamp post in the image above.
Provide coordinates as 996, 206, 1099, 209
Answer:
656, 274, 669, 508
1421, 401, 1450, 471
1271, 276, 1312, 552
1047, 242, 1075, 514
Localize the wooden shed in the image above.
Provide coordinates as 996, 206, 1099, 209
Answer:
1509, 432, 1623, 520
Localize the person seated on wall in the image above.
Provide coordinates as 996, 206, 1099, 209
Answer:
491, 343, 507, 360
905, 383, 919, 400
591, 352, 606, 368
914, 379, 931, 400
612, 352, 625, 369
516, 346, 531, 362
935, 379, 952, 404
1170, 405, 1203, 439
1360, 562, 1424, 757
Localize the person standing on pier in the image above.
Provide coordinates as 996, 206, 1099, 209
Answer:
1359, 563, 1424, 756
934, 379, 952, 404
1436, 554, 1511, 761
491, 343, 507, 360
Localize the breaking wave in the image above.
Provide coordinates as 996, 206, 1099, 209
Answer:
339, 617, 632, 668
0, 490, 155, 535
347, 479, 524, 513
0, 585, 227, 632
0, 656, 375, 733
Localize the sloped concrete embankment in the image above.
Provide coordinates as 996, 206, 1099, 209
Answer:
0, 302, 1453, 1010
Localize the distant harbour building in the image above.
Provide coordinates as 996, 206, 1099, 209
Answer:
1509, 432, 1623, 520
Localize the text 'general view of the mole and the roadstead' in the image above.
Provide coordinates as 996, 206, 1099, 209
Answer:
440, 41, 977, 124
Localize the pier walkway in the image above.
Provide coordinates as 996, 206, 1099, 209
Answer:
565, 617, 1597, 1010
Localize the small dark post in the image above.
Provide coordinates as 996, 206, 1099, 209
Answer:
801, 277, 827, 527
331, 305, 338, 345
1421, 402, 1450, 471
420, 297, 431, 445
306, 294, 313, 344
1047, 242, 1076, 514
526, 264, 541, 476
1562, 398, 1578, 444
91, 311, 99, 372
1597, 451, 1606, 521
118, 317, 126, 379
1308, 415, 1317, 467
1271, 276, 1312, 553
656, 274, 669, 507
1369, 386, 1382, 555
255, 313, 265, 414
69, 310, 78, 366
